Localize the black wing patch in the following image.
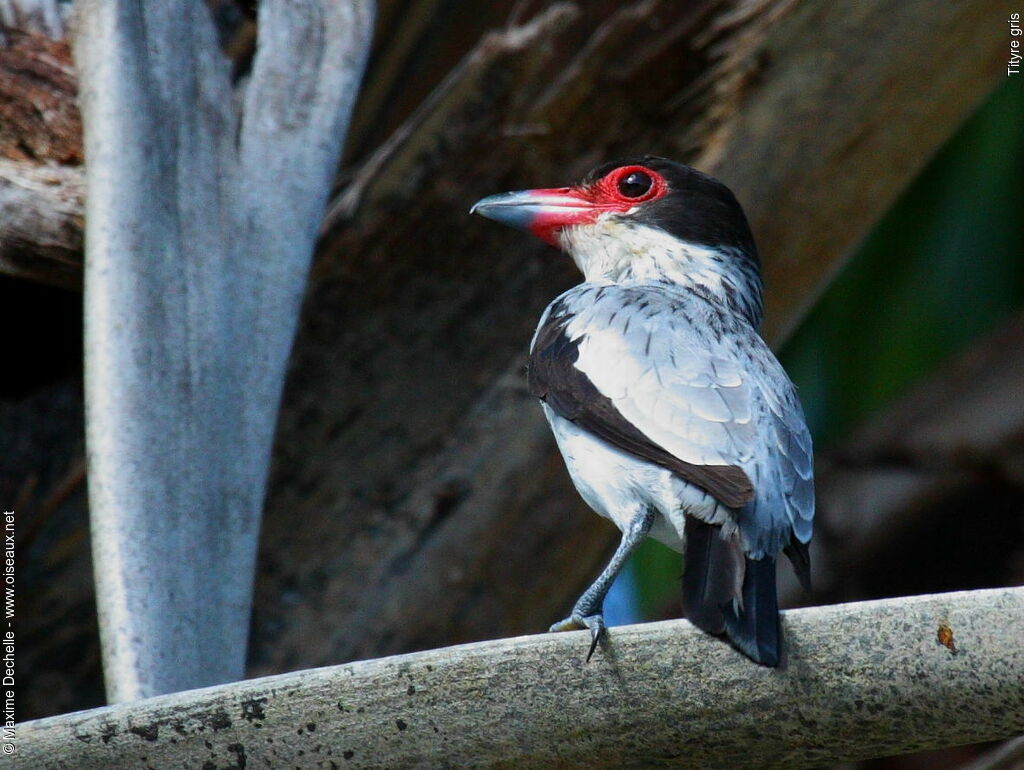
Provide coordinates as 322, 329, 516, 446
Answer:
529, 307, 754, 508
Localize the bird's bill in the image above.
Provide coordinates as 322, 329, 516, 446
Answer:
470, 188, 598, 246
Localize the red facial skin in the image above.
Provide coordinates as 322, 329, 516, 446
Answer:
527, 165, 669, 246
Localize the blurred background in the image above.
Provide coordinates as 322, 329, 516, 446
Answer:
2, 1, 1021, 766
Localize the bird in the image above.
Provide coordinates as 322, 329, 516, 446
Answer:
471, 156, 813, 666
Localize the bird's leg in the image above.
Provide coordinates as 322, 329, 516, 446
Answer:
550, 507, 655, 660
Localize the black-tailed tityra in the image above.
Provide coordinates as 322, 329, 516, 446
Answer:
471, 157, 813, 666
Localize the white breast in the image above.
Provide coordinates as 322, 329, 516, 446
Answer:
541, 404, 736, 551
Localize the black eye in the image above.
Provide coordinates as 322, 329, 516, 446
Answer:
617, 170, 653, 198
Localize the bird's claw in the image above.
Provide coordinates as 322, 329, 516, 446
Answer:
549, 613, 606, 662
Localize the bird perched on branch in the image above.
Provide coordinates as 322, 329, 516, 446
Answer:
471, 157, 813, 666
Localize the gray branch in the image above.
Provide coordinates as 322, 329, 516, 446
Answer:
0, 159, 83, 289
72, 0, 373, 701
19, 587, 1024, 768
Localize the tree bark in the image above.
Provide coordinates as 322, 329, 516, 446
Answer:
0, 0, 67, 40
72, 0, 374, 701
20, 587, 1024, 769
0, 159, 83, 289
251, 0, 1011, 676
0, 26, 84, 288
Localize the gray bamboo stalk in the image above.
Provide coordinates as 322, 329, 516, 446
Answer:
72, 0, 373, 702
19, 587, 1024, 768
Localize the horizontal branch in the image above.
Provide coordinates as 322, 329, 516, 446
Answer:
20, 587, 1024, 768
0, 159, 84, 290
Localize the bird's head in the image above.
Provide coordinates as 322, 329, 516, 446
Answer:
472, 156, 763, 327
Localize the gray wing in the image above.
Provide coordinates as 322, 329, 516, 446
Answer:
533, 284, 814, 557
530, 298, 753, 508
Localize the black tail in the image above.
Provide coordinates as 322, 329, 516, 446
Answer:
683, 518, 781, 667
784, 537, 812, 593
722, 554, 780, 666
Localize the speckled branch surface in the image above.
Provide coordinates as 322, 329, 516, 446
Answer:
20, 587, 1024, 768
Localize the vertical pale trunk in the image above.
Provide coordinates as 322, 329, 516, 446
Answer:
73, 0, 373, 701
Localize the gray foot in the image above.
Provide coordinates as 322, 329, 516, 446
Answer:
549, 612, 605, 662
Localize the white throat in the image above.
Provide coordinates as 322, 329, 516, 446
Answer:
559, 217, 725, 284
557, 217, 763, 326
